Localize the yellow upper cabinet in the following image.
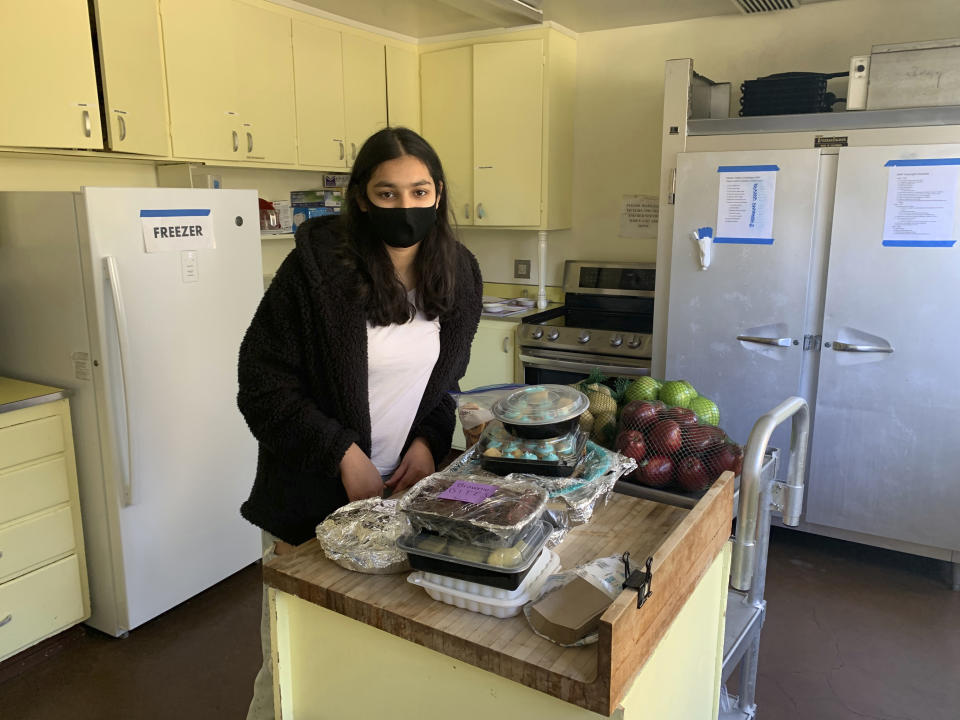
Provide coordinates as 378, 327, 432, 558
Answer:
420, 29, 575, 230
421, 46, 473, 226
160, 0, 242, 161
342, 34, 388, 166
0, 0, 102, 150
293, 20, 346, 168
92, 0, 171, 157
386, 45, 421, 134
233, 1, 297, 164
474, 40, 544, 228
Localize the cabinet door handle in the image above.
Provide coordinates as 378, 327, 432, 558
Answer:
502, 337, 509, 353
82, 110, 91, 138
464, 203, 470, 219
338, 141, 344, 160
118, 115, 126, 141
0, 614, 11, 629
828, 341, 893, 353
737, 335, 792, 347
477, 203, 485, 220
232, 130, 239, 152
247, 132, 253, 153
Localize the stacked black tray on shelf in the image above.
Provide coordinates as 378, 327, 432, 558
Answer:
740, 71, 847, 116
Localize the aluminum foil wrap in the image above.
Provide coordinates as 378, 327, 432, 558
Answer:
447, 442, 637, 546
316, 498, 411, 574
397, 472, 548, 547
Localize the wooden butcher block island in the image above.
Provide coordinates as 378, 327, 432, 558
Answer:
263, 472, 734, 719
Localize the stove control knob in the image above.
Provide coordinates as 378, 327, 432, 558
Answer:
530, 327, 544, 339
628, 335, 642, 349
610, 335, 623, 348
578, 331, 591, 344
546, 329, 560, 341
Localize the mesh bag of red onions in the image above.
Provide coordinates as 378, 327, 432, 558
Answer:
615, 400, 743, 493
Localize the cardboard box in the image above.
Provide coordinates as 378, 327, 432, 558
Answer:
527, 576, 614, 646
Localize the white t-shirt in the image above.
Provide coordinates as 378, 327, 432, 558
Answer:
366, 291, 441, 476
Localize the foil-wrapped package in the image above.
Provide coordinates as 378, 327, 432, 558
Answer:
316, 497, 411, 574
398, 472, 548, 547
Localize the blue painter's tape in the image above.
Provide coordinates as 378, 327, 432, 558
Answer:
884, 158, 960, 167
139, 209, 211, 217
714, 237, 775, 245
717, 165, 780, 172
882, 240, 956, 247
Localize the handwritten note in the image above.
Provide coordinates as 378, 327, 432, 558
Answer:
438, 480, 498, 504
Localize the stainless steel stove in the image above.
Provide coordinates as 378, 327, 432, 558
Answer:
519, 261, 655, 385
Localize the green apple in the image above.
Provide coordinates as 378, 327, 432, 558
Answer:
689, 396, 720, 426
624, 376, 662, 403
658, 380, 696, 409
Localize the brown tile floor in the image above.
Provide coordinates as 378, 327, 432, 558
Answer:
1, 527, 957, 720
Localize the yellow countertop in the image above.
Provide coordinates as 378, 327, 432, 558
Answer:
0, 377, 67, 413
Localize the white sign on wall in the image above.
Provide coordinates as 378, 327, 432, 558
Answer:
619, 194, 659, 239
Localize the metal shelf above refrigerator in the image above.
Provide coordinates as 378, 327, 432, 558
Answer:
688, 104, 960, 136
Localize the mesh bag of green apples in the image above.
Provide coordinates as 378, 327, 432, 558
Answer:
613, 377, 743, 493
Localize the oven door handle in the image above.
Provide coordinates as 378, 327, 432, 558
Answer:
519, 354, 650, 377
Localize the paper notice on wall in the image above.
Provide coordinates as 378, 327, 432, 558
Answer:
882, 159, 960, 247
619, 195, 659, 239
140, 209, 216, 253
715, 165, 778, 245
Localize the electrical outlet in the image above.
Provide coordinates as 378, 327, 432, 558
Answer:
514, 259, 531, 279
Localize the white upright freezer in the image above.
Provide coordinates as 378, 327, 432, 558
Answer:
664, 142, 960, 569
0, 187, 263, 636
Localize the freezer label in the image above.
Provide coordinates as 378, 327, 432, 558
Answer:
715, 165, 778, 245
140, 209, 216, 253
882, 159, 959, 247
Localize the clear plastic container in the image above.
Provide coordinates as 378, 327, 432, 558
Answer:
491, 385, 589, 440
407, 549, 560, 617
397, 518, 552, 590
477, 421, 587, 477
398, 472, 547, 548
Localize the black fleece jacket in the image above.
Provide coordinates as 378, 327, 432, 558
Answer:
237, 216, 482, 544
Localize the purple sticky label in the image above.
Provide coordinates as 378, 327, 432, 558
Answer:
437, 480, 498, 504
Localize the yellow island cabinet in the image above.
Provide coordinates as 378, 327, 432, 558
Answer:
263, 472, 734, 719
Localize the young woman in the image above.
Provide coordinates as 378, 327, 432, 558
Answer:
237, 127, 482, 719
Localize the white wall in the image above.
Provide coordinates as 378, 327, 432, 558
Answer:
463, 0, 960, 286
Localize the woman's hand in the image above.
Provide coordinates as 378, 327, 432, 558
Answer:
384, 438, 435, 496
340, 443, 384, 501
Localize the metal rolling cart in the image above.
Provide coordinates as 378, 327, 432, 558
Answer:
616, 396, 810, 719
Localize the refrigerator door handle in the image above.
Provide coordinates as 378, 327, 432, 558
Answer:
736, 335, 793, 347
104, 256, 136, 506
828, 341, 893, 353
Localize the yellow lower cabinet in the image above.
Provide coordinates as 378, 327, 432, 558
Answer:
0, 555, 85, 661
0, 506, 77, 584
0, 457, 70, 526
0, 415, 65, 472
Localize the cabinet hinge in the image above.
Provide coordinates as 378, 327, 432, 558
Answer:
803, 334, 822, 351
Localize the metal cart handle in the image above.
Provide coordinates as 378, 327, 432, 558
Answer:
731, 396, 810, 594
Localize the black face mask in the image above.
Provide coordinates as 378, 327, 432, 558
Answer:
364, 204, 436, 248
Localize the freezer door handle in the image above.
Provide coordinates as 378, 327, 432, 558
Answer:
828, 341, 893, 353
736, 335, 793, 347
104, 256, 136, 507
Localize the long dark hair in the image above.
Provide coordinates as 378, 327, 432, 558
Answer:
337, 127, 457, 326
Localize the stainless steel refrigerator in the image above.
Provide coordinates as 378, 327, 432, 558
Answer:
665, 144, 960, 568
0, 187, 263, 636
